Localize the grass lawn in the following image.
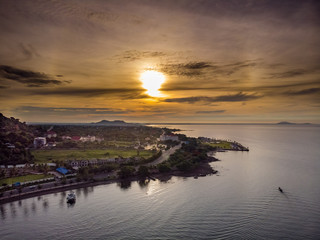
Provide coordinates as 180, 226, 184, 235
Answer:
205, 141, 233, 149
107, 141, 134, 147
0, 174, 50, 185
32, 149, 154, 163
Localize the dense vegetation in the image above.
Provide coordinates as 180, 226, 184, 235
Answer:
159, 138, 216, 172
0, 113, 35, 165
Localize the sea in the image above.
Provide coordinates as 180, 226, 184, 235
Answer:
1, 124, 320, 239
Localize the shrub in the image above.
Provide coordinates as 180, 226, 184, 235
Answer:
158, 163, 171, 173
118, 166, 135, 179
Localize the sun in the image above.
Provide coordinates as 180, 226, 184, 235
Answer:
140, 70, 165, 97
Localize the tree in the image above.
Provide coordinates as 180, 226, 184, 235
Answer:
0, 169, 5, 178
118, 166, 135, 179
79, 167, 89, 180
176, 160, 193, 172
43, 164, 49, 175
137, 166, 149, 178
9, 166, 17, 177
158, 163, 171, 173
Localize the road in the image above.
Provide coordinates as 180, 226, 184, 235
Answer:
146, 143, 182, 167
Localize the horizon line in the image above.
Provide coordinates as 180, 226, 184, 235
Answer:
26, 121, 317, 125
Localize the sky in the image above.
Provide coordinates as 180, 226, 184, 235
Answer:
0, 0, 319, 123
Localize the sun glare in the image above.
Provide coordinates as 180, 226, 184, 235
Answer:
140, 70, 165, 97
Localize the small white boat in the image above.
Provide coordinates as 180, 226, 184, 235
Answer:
66, 192, 76, 203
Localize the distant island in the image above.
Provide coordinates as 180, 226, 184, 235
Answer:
277, 121, 311, 125
277, 121, 295, 125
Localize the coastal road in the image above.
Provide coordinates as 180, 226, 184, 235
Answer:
146, 143, 182, 167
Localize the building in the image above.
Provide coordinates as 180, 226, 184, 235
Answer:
46, 131, 57, 138
71, 136, 81, 141
33, 137, 47, 148
47, 142, 56, 148
56, 167, 68, 175
80, 135, 96, 142
62, 135, 71, 140
159, 133, 179, 142
69, 158, 116, 168
5, 143, 15, 149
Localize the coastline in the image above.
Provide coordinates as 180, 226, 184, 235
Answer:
0, 159, 218, 205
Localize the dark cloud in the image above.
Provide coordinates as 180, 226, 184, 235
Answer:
164, 92, 262, 104
161, 61, 213, 76
0, 65, 70, 87
196, 110, 226, 114
269, 69, 311, 79
113, 50, 167, 62
17, 106, 131, 115
214, 92, 261, 102
283, 88, 320, 96
183, 62, 212, 69
161, 60, 260, 77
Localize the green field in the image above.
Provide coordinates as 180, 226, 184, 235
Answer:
204, 141, 232, 149
0, 174, 50, 185
106, 141, 134, 147
32, 149, 154, 163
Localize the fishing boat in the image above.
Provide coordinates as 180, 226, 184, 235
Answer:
66, 192, 76, 203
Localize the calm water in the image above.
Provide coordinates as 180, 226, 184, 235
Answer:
1, 125, 320, 239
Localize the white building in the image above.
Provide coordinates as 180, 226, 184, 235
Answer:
159, 133, 179, 142
80, 135, 96, 142
33, 137, 47, 148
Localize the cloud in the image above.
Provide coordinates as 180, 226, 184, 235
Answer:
164, 92, 262, 103
283, 88, 320, 96
16, 106, 131, 115
18, 43, 40, 60
268, 69, 316, 79
160, 61, 212, 76
161, 79, 320, 96
213, 92, 261, 102
86, 10, 119, 23
28, 87, 147, 99
113, 50, 168, 62
0, 65, 70, 87
196, 110, 226, 114
161, 60, 260, 77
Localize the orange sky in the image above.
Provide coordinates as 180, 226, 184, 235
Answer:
0, 0, 319, 123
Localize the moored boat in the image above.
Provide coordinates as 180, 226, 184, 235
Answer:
66, 192, 76, 203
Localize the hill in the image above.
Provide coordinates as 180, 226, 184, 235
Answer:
0, 113, 35, 165
92, 119, 141, 126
